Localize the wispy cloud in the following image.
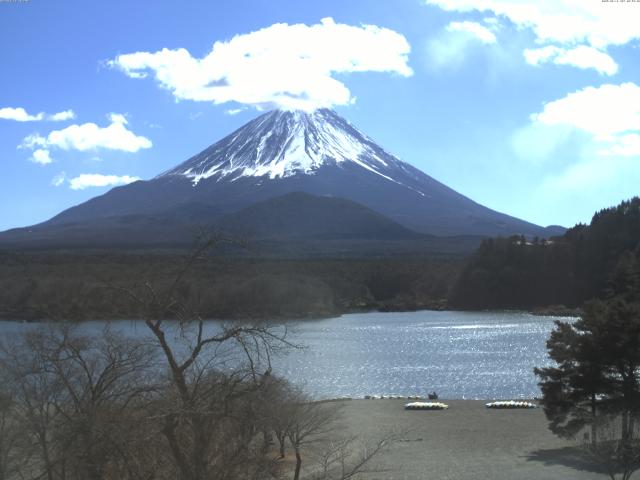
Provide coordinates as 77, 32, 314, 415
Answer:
68, 173, 140, 190
0, 107, 76, 122
225, 108, 246, 116
427, 20, 498, 70
524, 45, 618, 76
51, 172, 66, 187
446, 21, 496, 44
424, 0, 640, 75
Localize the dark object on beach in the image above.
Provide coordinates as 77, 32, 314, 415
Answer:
428, 392, 438, 400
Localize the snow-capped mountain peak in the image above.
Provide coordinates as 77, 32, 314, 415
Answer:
159, 109, 407, 185
2, 107, 557, 244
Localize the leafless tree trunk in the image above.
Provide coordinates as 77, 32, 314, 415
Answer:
311, 433, 398, 480
116, 235, 294, 480
284, 394, 342, 480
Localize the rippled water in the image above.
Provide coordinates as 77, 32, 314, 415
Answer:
0, 311, 572, 400
273, 310, 569, 400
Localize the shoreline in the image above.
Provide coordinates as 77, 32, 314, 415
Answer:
0, 306, 581, 323
330, 397, 543, 404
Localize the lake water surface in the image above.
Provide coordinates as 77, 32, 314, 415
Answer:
0, 310, 571, 400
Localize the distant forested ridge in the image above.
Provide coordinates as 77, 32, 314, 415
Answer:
451, 197, 640, 310
0, 253, 461, 321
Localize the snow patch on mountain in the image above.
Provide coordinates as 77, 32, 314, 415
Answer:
159, 109, 422, 193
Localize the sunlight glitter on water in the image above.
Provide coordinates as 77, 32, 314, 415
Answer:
273, 310, 569, 400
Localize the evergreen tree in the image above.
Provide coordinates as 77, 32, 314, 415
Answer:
536, 256, 640, 479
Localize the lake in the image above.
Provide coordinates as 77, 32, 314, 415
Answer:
0, 310, 571, 400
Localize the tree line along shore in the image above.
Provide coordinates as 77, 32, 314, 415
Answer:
1, 197, 638, 322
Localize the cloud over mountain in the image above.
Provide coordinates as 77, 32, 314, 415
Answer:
108, 17, 413, 111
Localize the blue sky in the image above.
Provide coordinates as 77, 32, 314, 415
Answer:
1, 0, 639, 231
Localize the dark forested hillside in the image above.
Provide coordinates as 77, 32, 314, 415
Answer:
451, 197, 640, 310
0, 252, 462, 321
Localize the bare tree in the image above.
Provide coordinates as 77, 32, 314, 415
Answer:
260, 375, 295, 459
0, 383, 31, 480
0, 235, 399, 480
311, 433, 397, 480
0, 325, 158, 480
284, 393, 342, 480
116, 235, 294, 480
1, 329, 65, 480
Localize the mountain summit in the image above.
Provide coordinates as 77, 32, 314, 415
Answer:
0, 109, 563, 250
160, 109, 412, 186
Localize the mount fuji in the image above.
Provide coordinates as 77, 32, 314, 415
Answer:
0, 109, 563, 251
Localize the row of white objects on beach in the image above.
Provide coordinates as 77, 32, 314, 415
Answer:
363, 394, 426, 400
485, 400, 537, 409
404, 401, 538, 410
321, 396, 538, 410
405, 402, 449, 410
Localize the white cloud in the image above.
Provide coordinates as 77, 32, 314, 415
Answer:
531, 82, 640, 139
0, 107, 76, 122
108, 17, 413, 111
51, 172, 66, 187
427, 20, 498, 70
225, 108, 245, 116
0, 107, 44, 122
446, 21, 496, 44
425, 0, 640, 74
513, 83, 640, 160
107, 113, 128, 125
20, 133, 47, 149
524, 45, 618, 76
48, 110, 76, 121
69, 173, 140, 190
424, 0, 640, 48
19, 115, 151, 165
30, 149, 53, 165
19, 114, 152, 165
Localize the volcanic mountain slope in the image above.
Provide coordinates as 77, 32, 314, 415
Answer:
0, 109, 563, 250
219, 192, 423, 241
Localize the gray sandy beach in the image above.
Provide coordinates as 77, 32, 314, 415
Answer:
332, 399, 606, 480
